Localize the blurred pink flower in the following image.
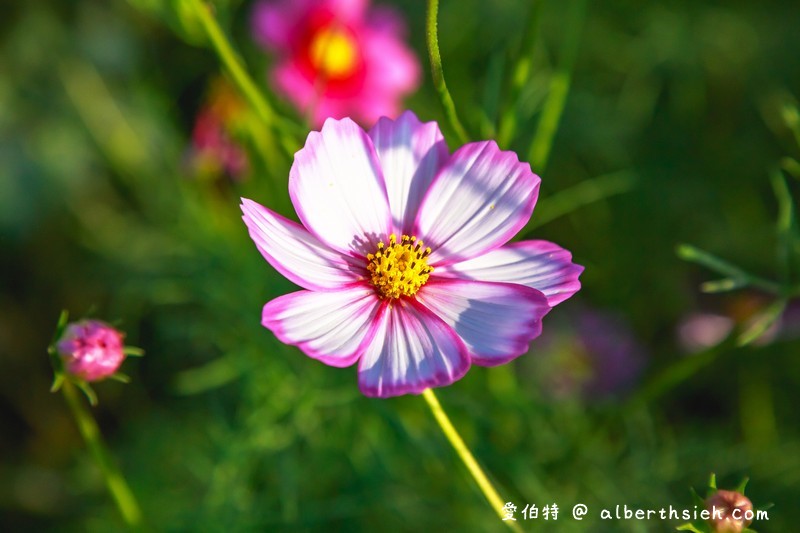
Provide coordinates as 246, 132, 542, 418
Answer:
252, 0, 420, 126
677, 312, 734, 352
189, 79, 249, 179
56, 320, 126, 382
241, 112, 582, 397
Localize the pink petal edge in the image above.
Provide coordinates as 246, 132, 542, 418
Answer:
435, 240, 584, 306
262, 287, 381, 368
416, 278, 551, 367
241, 198, 364, 292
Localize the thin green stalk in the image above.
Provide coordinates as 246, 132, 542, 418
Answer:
422, 389, 522, 532
62, 380, 142, 528
187, 0, 297, 155
520, 170, 636, 236
528, 0, 587, 171
497, 0, 543, 147
426, 0, 470, 144
676, 244, 783, 295
770, 169, 796, 284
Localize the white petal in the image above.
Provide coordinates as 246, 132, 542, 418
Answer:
241, 198, 364, 291
414, 141, 540, 265
368, 111, 448, 233
262, 287, 381, 368
435, 240, 583, 306
358, 300, 470, 397
289, 118, 392, 256
416, 278, 550, 366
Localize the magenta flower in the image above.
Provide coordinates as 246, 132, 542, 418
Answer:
241, 112, 583, 397
56, 320, 126, 382
252, 0, 420, 126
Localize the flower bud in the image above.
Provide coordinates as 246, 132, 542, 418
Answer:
706, 489, 753, 533
56, 320, 126, 382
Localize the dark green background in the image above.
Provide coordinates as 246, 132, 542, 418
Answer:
2, 0, 799, 530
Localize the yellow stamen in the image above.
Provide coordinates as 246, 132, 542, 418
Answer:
309, 27, 358, 79
367, 234, 433, 299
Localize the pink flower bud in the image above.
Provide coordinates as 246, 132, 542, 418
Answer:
56, 320, 126, 382
706, 490, 754, 533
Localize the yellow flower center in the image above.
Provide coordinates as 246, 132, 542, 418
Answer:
309, 27, 359, 79
367, 234, 434, 300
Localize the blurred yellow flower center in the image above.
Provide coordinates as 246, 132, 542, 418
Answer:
309, 27, 358, 79
367, 234, 433, 299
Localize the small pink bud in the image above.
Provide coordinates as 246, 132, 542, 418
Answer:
56, 320, 126, 382
706, 489, 754, 533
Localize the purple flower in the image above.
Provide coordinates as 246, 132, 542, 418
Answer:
56, 320, 126, 382
531, 310, 645, 400
241, 112, 583, 397
252, 0, 420, 126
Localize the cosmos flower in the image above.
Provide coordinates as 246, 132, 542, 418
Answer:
252, 0, 420, 126
56, 320, 126, 382
241, 112, 582, 397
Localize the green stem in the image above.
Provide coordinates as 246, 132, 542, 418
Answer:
676, 244, 783, 295
422, 389, 522, 532
62, 380, 142, 528
528, 0, 587, 171
188, 0, 297, 155
426, 0, 470, 144
770, 169, 796, 285
497, 0, 543, 147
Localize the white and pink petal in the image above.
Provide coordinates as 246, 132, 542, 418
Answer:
241, 198, 364, 291
262, 287, 381, 368
289, 118, 392, 257
414, 141, 540, 265
435, 241, 583, 306
368, 111, 447, 234
416, 278, 550, 366
358, 300, 470, 397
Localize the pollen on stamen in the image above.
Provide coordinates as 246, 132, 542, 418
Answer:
367, 234, 434, 299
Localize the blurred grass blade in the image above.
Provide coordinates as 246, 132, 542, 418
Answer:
737, 298, 786, 347
770, 169, 797, 283
497, 0, 543, 147
61, 380, 142, 526
676, 244, 782, 294
781, 102, 800, 149
173, 355, 244, 395
700, 278, 748, 293
522, 170, 636, 234
185, 0, 298, 158
781, 157, 800, 180
528, 0, 587, 171
479, 53, 505, 139
59, 60, 151, 175
426, 0, 470, 144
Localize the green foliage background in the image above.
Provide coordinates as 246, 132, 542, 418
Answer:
2, 0, 800, 531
